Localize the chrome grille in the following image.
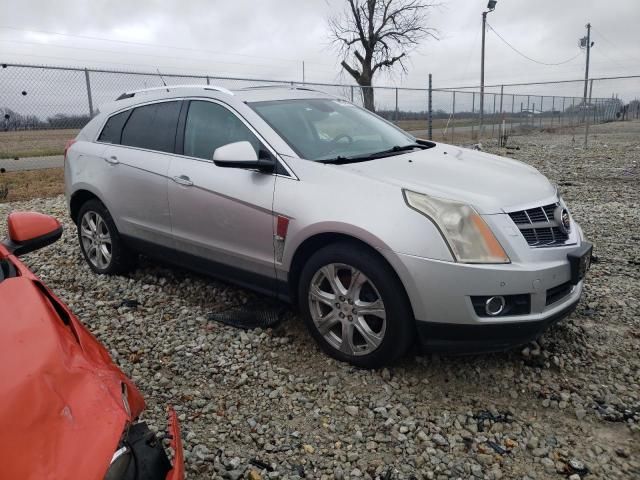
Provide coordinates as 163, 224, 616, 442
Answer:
508, 203, 571, 247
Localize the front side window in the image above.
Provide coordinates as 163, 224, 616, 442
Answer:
120, 101, 181, 153
249, 98, 415, 161
98, 110, 130, 144
183, 101, 262, 160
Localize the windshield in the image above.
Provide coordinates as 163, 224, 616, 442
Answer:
249, 98, 418, 161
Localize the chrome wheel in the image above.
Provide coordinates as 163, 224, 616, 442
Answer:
308, 263, 387, 356
80, 211, 112, 269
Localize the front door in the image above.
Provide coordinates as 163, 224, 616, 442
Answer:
167, 100, 276, 293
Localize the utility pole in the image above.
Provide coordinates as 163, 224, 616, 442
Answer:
582, 23, 591, 104
480, 10, 487, 131
480, 1, 497, 133
579, 23, 593, 146
584, 78, 594, 148
428, 73, 433, 140
302, 61, 306, 83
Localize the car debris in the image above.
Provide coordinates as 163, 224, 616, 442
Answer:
0, 211, 184, 480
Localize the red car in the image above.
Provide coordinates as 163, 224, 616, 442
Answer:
0, 212, 184, 480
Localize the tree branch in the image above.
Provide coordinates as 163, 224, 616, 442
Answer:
341, 60, 362, 82
373, 52, 407, 73
348, 0, 368, 48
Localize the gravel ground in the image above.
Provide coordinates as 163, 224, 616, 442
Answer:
1, 121, 639, 480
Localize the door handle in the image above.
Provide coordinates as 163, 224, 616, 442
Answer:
104, 155, 119, 165
172, 175, 193, 186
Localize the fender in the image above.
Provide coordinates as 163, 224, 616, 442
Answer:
282, 220, 393, 272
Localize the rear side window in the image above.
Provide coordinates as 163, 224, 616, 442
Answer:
98, 110, 130, 144
183, 101, 262, 160
121, 101, 181, 153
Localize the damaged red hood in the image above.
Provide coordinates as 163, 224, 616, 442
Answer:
0, 245, 145, 480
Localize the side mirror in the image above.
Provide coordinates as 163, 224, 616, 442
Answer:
3, 212, 62, 256
212, 141, 275, 173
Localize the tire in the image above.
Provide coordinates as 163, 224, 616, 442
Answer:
76, 199, 136, 275
298, 242, 414, 368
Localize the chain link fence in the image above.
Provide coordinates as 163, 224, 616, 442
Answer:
1, 63, 638, 170
435, 76, 639, 146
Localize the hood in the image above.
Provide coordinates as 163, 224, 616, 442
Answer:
0, 248, 145, 480
340, 143, 556, 213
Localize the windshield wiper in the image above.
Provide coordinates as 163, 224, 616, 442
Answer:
386, 143, 430, 153
318, 143, 429, 164
318, 155, 351, 164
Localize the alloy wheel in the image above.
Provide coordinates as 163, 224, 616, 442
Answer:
308, 263, 387, 356
80, 211, 112, 270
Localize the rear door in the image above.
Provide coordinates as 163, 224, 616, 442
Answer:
99, 100, 182, 247
167, 99, 277, 292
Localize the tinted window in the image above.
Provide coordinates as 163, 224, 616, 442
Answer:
121, 101, 181, 153
183, 101, 262, 160
98, 110, 130, 144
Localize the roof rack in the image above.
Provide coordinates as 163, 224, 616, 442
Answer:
116, 84, 234, 101
239, 85, 321, 93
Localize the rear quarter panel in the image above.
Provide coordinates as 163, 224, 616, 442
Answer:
65, 140, 110, 214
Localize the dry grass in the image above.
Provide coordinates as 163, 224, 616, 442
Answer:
0, 168, 64, 202
0, 129, 79, 159
397, 118, 480, 132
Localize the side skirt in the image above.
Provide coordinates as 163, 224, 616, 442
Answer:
121, 235, 291, 303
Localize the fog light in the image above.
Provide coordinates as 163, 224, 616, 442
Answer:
485, 296, 506, 316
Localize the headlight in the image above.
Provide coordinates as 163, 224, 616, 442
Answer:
403, 190, 510, 264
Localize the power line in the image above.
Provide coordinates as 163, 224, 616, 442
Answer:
486, 23, 582, 66
0, 39, 296, 71
590, 26, 640, 65
0, 52, 311, 80
593, 47, 631, 72
0, 24, 336, 67
0, 38, 342, 77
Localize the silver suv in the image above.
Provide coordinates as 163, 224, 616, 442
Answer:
65, 85, 592, 368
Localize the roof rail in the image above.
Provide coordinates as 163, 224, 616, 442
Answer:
239, 84, 321, 93
116, 84, 234, 101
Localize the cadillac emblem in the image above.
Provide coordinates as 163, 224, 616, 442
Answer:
555, 207, 571, 234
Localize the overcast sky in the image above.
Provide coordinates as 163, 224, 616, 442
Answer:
1, 0, 639, 99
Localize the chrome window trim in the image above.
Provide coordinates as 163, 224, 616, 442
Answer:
94, 97, 184, 146
94, 96, 298, 181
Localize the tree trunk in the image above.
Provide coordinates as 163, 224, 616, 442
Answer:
361, 85, 375, 112
358, 72, 375, 112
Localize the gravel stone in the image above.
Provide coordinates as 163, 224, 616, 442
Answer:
431, 433, 449, 447
541, 457, 555, 473
345, 405, 359, 417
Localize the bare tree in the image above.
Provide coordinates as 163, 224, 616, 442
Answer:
330, 0, 438, 111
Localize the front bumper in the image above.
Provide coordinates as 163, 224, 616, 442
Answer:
388, 249, 585, 323
415, 298, 579, 353
105, 407, 184, 480
381, 228, 589, 353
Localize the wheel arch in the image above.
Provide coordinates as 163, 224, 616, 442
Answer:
287, 232, 414, 319
69, 188, 105, 224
